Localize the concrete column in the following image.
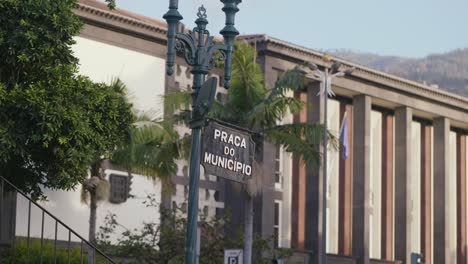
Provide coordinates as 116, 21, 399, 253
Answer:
291, 91, 308, 249
421, 124, 432, 264
457, 134, 467, 264
433, 117, 450, 264
339, 103, 353, 256
261, 140, 278, 245
381, 113, 394, 260
352, 95, 371, 264
305, 82, 324, 264
394, 107, 412, 264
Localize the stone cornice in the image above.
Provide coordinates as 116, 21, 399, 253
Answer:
74, 3, 468, 113
75, 2, 167, 41
240, 34, 468, 112
75, 1, 224, 45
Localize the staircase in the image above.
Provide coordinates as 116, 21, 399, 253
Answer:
0, 175, 115, 263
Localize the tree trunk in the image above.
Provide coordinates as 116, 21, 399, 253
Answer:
243, 193, 253, 264
90, 161, 101, 179
88, 190, 97, 264
87, 160, 102, 264
89, 190, 97, 244
88, 159, 102, 244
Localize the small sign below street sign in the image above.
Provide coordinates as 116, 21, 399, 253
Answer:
201, 121, 255, 183
224, 249, 243, 264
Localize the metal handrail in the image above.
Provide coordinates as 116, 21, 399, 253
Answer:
0, 175, 116, 263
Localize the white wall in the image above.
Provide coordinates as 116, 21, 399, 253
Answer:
97, 170, 162, 243
466, 136, 468, 264
73, 37, 166, 117
431, 126, 434, 263
171, 164, 225, 220
369, 110, 382, 259
15, 172, 162, 243
280, 149, 293, 248
16, 36, 167, 243
15, 188, 90, 242
279, 91, 294, 248
409, 122, 421, 258
326, 99, 340, 253
447, 132, 457, 263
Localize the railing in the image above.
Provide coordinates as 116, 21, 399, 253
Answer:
0, 175, 116, 263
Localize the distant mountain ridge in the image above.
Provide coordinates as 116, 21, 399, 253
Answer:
331, 48, 468, 97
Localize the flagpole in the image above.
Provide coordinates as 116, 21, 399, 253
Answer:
322, 67, 329, 264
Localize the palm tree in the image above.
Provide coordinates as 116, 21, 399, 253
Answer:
111, 117, 190, 182
81, 160, 110, 246
81, 79, 189, 245
165, 42, 335, 263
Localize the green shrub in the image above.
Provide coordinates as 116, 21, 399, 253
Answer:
1, 238, 108, 264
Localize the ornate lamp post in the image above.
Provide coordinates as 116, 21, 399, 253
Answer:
163, 1, 241, 263
305, 58, 353, 264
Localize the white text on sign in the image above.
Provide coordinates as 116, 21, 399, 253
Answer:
214, 129, 247, 148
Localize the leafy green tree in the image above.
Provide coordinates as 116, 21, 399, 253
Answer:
0, 0, 134, 199
165, 42, 335, 263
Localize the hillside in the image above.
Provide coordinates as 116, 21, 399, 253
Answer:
332, 48, 468, 97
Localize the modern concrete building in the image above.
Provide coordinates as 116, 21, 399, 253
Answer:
5, 1, 468, 264
238, 34, 468, 264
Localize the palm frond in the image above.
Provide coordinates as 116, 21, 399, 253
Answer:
164, 110, 191, 126
207, 100, 225, 120
162, 90, 193, 127
178, 133, 192, 161
134, 109, 161, 122
109, 78, 128, 95
163, 90, 192, 114
110, 119, 185, 181
228, 42, 266, 114
127, 138, 179, 179
247, 97, 304, 129
265, 123, 338, 166
269, 67, 307, 98
80, 185, 89, 205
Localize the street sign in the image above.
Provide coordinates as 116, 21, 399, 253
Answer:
201, 121, 255, 183
191, 77, 217, 128
224, 249, 243, 264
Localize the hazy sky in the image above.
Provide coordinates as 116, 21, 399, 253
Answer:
109, 0, 468, 58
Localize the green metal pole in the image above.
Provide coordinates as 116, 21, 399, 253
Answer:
164, 3, 242, 263
185, 72, 205, 264
185, 127, 201, 264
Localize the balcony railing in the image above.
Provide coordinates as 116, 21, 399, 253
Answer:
0, 175, 115, 263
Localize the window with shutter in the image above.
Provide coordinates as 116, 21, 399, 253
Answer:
109, 174, 128, 204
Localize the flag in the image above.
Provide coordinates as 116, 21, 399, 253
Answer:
339, 112, 349, 160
